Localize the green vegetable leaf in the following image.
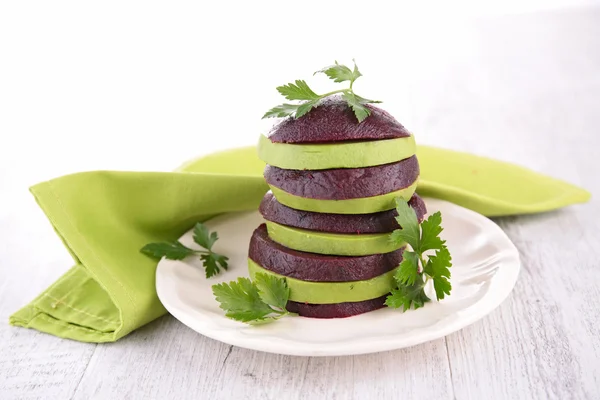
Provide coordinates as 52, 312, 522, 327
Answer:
385, 278, 430, 311
315, 60, 362, 85
201, 253, 229, 278
419, 211, 445, 253
141, 222, 229, 279
354, 94, 382, 104
140, 241, 195, 260
395, 251, 421, 286
423, 246, 453, 300
212, 278, 274, 322
387, 198, 453, 311
343, 91, 371, 122
263, 103, 301, 119
193, 222, 218, 251
390, 198, 420, 251
276, 80, 320, 101
352, 61, 362, 82
263, 100, 319, 119
254, 272, 290, 310
264, 59, 380, 122
212, 274, 295, 325
295, 100, 319, 118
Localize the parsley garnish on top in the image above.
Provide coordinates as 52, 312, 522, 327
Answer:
386, 198, 453, 311
141, 222, 229, 278
212, 273, 295, 325
263, 60, 381, 122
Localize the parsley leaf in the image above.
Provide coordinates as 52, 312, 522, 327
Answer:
277, 80, 320, 101
193, 222, 218, 251
420, 211, 445, 253
212, 277, 273, 323
263, 103, 301, 119
385, 279, 430, 311
387, 198, 453, 311
264, 59, 381, 122
141, 241, 195, 260
141, 222, 229, 279
342, 92, 371, 123
390, 197, 421, 250
201, 253, 229, 278
315, 60, 361, 85
212, 273, 295, 325
295, 99, 319, 118
423, 245, 452, 300
395, 251, 421, 286
254, 273, 290, 310
354, 94, 382, 105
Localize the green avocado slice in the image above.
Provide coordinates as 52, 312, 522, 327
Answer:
257, 134, 416, 170
268, 180, 418, 214
265, 221, 404, 256
248, 259, 397, 304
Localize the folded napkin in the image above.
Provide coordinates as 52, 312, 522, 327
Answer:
9, 146, 590, 342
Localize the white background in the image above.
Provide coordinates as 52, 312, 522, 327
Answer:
1, 0, 599, 182
1, 1, 600, 399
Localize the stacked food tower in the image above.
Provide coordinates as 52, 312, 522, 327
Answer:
249, 97, 425, 318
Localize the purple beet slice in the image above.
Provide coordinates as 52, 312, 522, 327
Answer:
286, 295, 387, 318
260, 192, 427, 234
249, 224, 405, 282
264, 156, 419, 200
268, 97, 411, 143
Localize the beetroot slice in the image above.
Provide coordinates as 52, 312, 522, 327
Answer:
260, 192, 427, 234
286, 295, 387, 318
268, 97, 410, 143
249, 224, 405, 282
265, 156, 419, 200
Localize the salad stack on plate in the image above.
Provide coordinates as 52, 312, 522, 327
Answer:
249, 97, 427, 318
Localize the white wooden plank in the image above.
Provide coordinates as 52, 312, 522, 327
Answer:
435, 8, 600, 399
445, 201, 600, 399
70, 315, 453, 400
0, 327, 96, 400
0, 239, 96, 399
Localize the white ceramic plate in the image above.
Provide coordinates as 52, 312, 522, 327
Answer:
156, 198, 520, 357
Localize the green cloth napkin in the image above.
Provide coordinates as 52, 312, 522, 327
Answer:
9, 145, 590, 342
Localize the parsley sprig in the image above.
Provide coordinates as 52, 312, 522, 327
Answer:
212, 273, 295, 325
385, 198, 453, 311
141, 222, 229, 278
263, 60, 381, 122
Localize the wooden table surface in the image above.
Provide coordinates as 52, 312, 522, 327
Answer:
1, 6, 599, 400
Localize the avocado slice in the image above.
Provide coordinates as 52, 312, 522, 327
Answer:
257, 134, 416, 170
269, 180, 418, 214
266, 221, 404, 256
248, 259, 398, 304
